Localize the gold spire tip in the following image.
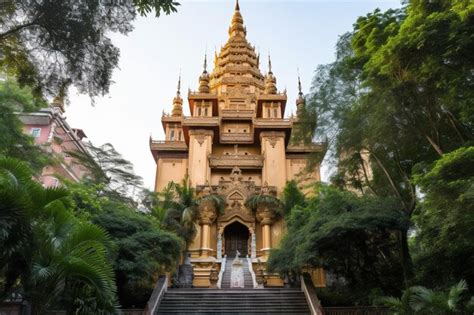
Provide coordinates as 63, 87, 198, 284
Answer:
177, 72, 181, 95
268, 54, 272, 73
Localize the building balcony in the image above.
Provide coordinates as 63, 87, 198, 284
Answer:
219, 132, 254, 144
183, 116, 220, 127
150, 140, 188, 151
209, 154, 263, 169
253, 118, 292, 129
220, 108, 254, 120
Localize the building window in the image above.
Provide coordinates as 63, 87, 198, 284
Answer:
273, 108, 278, 118
31, 128, 41, 138
178, 131, 182, 141
204, 107, 208, 116
170, 130, 175, 141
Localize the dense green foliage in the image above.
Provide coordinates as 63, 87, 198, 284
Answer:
0, 157, 117, 314
412, 147, 474, 290
0, 0, 179, 99
377, 280, 474, 315
0, 80, 183, 311
269, 184, 409, 304
273, 0, 474, 307
0, 80, 50, 171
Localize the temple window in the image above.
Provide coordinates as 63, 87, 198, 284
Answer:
169, 129, 175, 141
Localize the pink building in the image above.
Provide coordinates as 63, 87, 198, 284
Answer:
18, 97, 90, 187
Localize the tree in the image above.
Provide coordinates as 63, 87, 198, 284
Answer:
281, 180, 306, 216
412, 146, 474, 291
91, 204, 182, 308
0, 157, 117, 314
0, 79, 51, 171
67, 141, 143, 202
268, 185, 409, 305
378, 280, 474, 315
305, 1, 474, 289
0, 0, 179, 99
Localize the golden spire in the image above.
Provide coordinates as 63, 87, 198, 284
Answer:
172, 74, 183, 116
264, 54, 277, 94
229, 0, 246, 37
209, 0, 264, 91
199, 53, 210, 93
268, 54, 273, 74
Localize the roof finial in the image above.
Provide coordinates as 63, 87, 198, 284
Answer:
235, 0, 240, 11
177, 70, 181, 96
297, 67, 303, 96
203, 53, 207, 72
268, 54, 272, 74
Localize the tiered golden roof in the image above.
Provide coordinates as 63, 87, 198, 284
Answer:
209, 0, 265, 92
264, 56, 277, 94
198, 55, 210, 93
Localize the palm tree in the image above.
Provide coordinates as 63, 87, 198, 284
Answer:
409, 280, 468, 314
0, 157, 117, 314
245, 194, 283, 216
155, 176, 198, 245
377, 280, 473, 315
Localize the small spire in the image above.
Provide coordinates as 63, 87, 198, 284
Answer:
268, 54, 273, 74
235, 0, 240, 11
297, 67, 303, 96
177, 71, 181, 96
203, 53, 207, 72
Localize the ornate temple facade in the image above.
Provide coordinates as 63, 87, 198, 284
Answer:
149, 1, 326, 287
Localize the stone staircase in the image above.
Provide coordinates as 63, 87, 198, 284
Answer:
220, 257, 253, 289
155, 288, 311, 314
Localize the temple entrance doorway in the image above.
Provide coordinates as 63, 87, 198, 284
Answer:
224, 221, 249, 258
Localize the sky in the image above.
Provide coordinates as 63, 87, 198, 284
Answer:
67, 0, 401, 190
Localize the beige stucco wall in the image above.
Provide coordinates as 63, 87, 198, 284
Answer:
155, 158, 188, 192
261, 132, 287, 192
188, 130, 213, 186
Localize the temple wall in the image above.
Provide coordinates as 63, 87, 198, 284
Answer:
188, 130, 213, 186
154, 158, 188, 192
286, 158, 321, 195
261, 132, 287, 192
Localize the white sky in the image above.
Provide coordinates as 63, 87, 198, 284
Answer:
67, 0, 401, 190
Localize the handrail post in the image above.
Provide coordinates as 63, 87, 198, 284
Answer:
144, 275, 168, 315
300, 273, 325, 315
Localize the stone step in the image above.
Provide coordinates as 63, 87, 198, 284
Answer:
155, 288, 311, 315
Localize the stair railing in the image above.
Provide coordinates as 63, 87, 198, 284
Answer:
246, 257, 259, 288
300, 273, 325, 315
217, 256, 226, 288
144, 275, 168, 315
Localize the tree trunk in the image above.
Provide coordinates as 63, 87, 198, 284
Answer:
397, 229, 413, 288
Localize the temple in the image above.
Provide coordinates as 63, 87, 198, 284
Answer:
149, 0, 326, 287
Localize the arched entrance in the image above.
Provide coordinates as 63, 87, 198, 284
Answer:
224, 221, 250, 257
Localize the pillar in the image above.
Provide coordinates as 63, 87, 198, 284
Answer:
256, 206, 276, 258
198, 200, 217, 258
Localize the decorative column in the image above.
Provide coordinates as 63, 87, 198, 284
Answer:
256, 206, 276, 258
198, 199, 217, 258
